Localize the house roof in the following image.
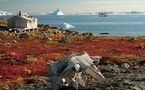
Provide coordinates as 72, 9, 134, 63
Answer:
9, 14, 37, 21
18, 15, 37, 21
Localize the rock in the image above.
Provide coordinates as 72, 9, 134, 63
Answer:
99, 33, 109, 35
38, 24, 51, 28
42, 37, 52, 40
90, 56, 102, 60
121, 63, 130, 69
110, 63, 120, 73
18, 86, 34, 90
18, 33, 29, 38
1, 87, 9, 90
24, 79, 36, 84
26, 54, 35, 58
13, 40, 17, 43
0, 33, 3, 37
138, 60, 145, 65
7, 33, 13, 36
4, 42, 10, 45
131, 87, 141, 90
122, 79, 133, 86
61, 49, 74, 51
0, 41, 10, 45
58, 37, 70, 43
100, 68, 112, 73
138, 45, 145, 49
82, 32, 94, 36
90, 56, 102, 64
50, 27, 58, 29
47, 52, 105, 90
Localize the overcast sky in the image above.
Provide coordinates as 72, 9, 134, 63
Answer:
0, 0, 145, 13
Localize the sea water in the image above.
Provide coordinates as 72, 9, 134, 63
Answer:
1, 15, 145, 36
35, 15, 145, 36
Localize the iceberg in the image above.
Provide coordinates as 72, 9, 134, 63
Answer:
49, 8, 64, 15
59, 23, 75, 29
74, 13, 80, 16
0, 10, 12, 16
89, 12, 96, 15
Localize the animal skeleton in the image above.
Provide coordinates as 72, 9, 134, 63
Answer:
47, 52, 105, 90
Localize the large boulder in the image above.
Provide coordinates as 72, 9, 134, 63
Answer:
47, 52, 105, 90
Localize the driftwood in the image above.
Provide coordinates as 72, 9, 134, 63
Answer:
47, 52, 105, 90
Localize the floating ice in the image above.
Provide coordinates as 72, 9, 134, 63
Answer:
74, 13, 80, 16
0, 10, 12, 16
49, 8, 64, 16
89, 12, 96, 15
59, 23, 75, 29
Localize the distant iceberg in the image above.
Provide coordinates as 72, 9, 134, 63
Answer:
59, 23, 75, 29
89, 12, 96, 15
0, 10, 12, 16
49, 8, 64, 15
74, 12, 96, 15
74, 13, 81, 16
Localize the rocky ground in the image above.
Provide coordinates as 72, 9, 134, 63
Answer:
8, 72, 145, 90
86, 72, 145, 90
2, 63, 145, 90
0, 18, 94, 38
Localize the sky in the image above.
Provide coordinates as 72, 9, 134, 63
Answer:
0, 0, 145, 13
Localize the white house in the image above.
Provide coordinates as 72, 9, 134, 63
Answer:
8, 11, 38, 30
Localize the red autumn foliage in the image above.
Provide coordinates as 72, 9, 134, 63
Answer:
1, 36, 145, 83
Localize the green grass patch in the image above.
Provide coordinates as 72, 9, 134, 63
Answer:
53, 43, 65, 47
46, 41, 57, 44
49, 53, 62, 55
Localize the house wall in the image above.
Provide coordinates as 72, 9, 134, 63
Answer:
8, 15, 37, 29
8, 16, 27, 28
26, 19, 37, 29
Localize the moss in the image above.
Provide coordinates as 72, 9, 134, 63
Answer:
49, 53, 62, 55
54, 43, 65, 46
46, 41, 57, 44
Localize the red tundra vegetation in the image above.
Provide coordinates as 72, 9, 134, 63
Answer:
1, 34, 145, 87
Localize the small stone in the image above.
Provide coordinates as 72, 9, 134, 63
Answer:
138, 60, 145, 65
58, 37, 70, 43
0, 33, 4, 37
3, 42, 10, 45
13, 40, 17, 43
131, 87, 141, 90
26, 54, 35, 58
110, 63, 120, 73
1, 87, 9, 90
90, 56, 102, 64
18, 33, 29, 38
42, 37, 52, 40
100, 68, 112, 73
121, 63, 130, 69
